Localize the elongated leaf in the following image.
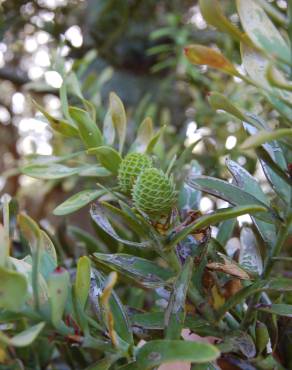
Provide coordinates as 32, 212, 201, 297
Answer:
21, 163, 80, 179
0, 322, 45, 347
237, 0, 290, 63
75, 256, 91, 311
165, 258, 192, 338
103, 111, 115, 146
217, 278, 292, 319
87, 146, 122, 174
48, 267, 70, 328
93, 253, 174, 288
131, 117, 154, 153
168, 205, 267, 248
53, 189, 106, 216
79, 165, 111, 178
184, 45, 240, 76
0, 266, 28, 311
256, 303, 292, 317
109, 92, 127, 153
199, 0, 247, 43
146, 125, 165, 154
94, 270, 133, 345
68, 225, 108, 253
90, 203, 149, 248
208, 92, 248, 122
241, 129, 292, 149
26, 151, 85, 165
187, 176, 275, 223
33, 99, 79, 137
122, 340, 220, 369
239, 227, 263, 275
69, 107, 103, 149
226, 159, 276, 247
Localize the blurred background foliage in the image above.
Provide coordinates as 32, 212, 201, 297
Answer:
0, 0, 288, 227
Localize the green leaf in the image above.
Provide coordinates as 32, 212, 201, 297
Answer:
131, 117, 154, 153
79, 165, 112, 178
68, 225, 108, 254
75, 256, 91, 311
168, 205, 268, 248
69, 106, 103, 149
103, 111, 115, 146
239, 227, 263, 275
87, 146, 122, 174
93, 253, 174, 288
53, 189, 106, 216
165, 257, 192, 338
90, 203, 149, 248
0, 266, 28, 311
208, 92, 249, 122
217, 278, 292, 319
122, 340, 220, 369
237, 0, 290, 63
0, 322, 45, 347
187, 176, 276, 223
255, 303, 292, 317
184, 45, 240, 76
199, 0, 248, 43
109, 92, 127, 154
33, 99, 79, 137
48, 267, 70, 328
21, 163, 81, 179
146, 125, 165, 154
241, 128, 292, 149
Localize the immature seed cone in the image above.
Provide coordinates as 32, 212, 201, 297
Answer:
118, 152, 153, 194
132, 168, 176, 217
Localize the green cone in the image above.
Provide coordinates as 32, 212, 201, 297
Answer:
132, 168, 176, 217
118, 152, 153, 194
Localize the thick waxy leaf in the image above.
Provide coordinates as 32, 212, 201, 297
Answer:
90, 203, 149, 248
226, 159, 276, 247
75, 256, 91, 311
79, 165, 111, 178
21, 163, 80, 179
69, 106, 103, 149
103, 111, 115, 146
217, 278, 292, 319
87, 146, 122, 174
131, 117, 154, 153
165, 258, 192, 338
94, 270, 133, 345
199, 0, 247, 43
168, 205, 267, 248
33, 99, 79, 137
53, 189, 106, 216
237, 0, 290, 63
241, 129, 292, 149
184, 45, 240, 76
239, 227, 263, 275
255, 303, 292, 317
48, 267, 70, 328
122, 340, 220, 369
0, 266, 28, 311
93, 253, 174, 288
187, 176, 275, 223
0, 322, 45, 347
109, 92, 127, 153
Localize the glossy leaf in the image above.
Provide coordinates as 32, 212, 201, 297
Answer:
93, 253, 174, 288
87, 146, 122, 174
165, 257, 192, 338
53, 189, 106, 216
109, 92, 127, 153
237, 0, 290, 63
75, 256, 91, 311
90, 203, 149, 248
187, 176, 275, 223
0, 266, 28, 311
255, 303, 292, 317
0, 322, 45, 347
241, 128, 292, 149
168, 205, 267, 248
239, 227, 263, 275
122, 340, 220, 369
69, 106, 103, 149
48, 267, 70, 328
184, 45, 240, 76
21, 163, 80, 179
